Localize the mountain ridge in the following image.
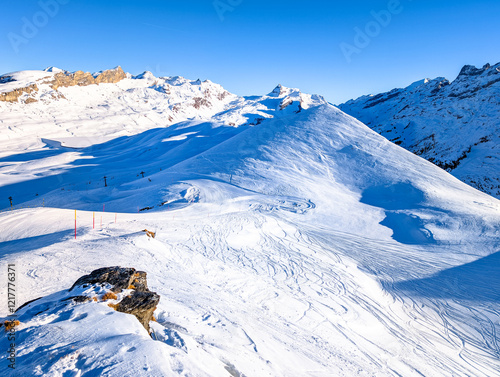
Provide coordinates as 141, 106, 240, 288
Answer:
339, 62, 500, 198
1, 65, 500, 375
2, 63, 499, 199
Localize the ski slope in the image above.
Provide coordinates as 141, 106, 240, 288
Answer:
0, 70, 500, 376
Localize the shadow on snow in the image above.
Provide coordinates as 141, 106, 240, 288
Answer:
391, 250, 500, 302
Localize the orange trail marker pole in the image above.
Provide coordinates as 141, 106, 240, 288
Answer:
74, 210, 77, 239
115, 213, 117, 223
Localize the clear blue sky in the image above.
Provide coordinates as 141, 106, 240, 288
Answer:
1, 0, 499, 103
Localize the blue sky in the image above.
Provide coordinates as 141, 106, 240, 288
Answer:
1, 0, 499, 103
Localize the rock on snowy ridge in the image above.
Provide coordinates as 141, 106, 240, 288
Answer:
15, 266, 159, 333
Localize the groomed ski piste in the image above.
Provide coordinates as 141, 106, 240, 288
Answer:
0, 70, 499, 376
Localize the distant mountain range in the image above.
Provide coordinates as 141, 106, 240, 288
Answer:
1, 62, 499, 199
339, 62, 500, 198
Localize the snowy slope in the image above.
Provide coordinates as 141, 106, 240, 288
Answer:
0, 67, 238, 153
339, 62, 500, 198
1, 69, 500, 376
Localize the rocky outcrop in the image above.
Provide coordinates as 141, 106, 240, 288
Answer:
93, 67, 127, 84
457, 63, 491, 77
50, 70, 96, 89
0, 83, 38, 103
192, 96, 211, 109
115, 291, 159, 331
70, 266, 148, 292
0, 67, 126, 103
51, 66, 126, 90
68, 266, 159, 333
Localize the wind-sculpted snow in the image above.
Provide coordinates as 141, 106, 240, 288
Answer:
339, 62, 500, 198
0, 69, 500, 375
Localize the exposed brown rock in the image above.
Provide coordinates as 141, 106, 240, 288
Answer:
3, 320, 20, 332
0, 83, 38, 103
94, 67, 127, 84
101, 292, 118, 301
0, 67, 126, 103
217, 90, 230, 101
142, 229, 156, 239
51, 70, 96, 89
51, 67, 126, 90
193, 96, 211, 109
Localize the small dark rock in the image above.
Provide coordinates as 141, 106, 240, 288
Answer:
69, 267, 159, 333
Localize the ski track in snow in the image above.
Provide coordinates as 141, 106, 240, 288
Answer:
1, 197, 499, 376
0, 71, 499, 376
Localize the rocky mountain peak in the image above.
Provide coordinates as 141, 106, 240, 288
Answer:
0, 66, 127, 103
270, 84, 284, 96
51, 66, 126, 90
456, 62, 499, 79
339, 61, 500, 198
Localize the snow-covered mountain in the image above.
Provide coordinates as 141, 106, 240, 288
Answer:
1, 67, 499, 376
0, 66, 239, 152
339, 62, 500, 199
